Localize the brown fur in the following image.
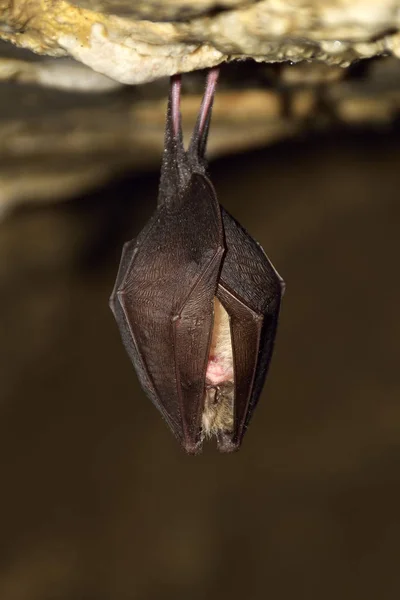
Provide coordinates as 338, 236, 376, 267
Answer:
202, 298, 234, 437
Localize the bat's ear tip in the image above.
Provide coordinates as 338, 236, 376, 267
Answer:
217, 434, 240, 454
182, 439, 203, 455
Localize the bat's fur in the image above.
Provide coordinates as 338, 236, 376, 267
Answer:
202, 298, 234, 436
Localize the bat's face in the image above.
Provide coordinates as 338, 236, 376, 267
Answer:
202, 298, 234, 438
110, 69, 284, 454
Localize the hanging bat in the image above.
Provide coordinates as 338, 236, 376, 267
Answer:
110, 68, 285, 454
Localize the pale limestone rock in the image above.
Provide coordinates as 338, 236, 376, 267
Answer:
0, 55, 121, 91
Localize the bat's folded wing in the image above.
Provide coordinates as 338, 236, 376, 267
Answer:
111, 174, 225, 453
217, 208, 284, 450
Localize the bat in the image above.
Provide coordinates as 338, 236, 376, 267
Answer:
110, 68, 285, 454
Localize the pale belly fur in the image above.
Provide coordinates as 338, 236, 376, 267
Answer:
202, 297, 235, 437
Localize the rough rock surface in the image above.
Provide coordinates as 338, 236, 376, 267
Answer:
1, 0, 400, 84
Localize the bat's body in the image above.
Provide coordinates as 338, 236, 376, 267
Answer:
110, 69, 284, 453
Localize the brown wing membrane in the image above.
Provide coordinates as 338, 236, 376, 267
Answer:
216, 208, 284, 451
109, 239, 177, 431
111, 173, 224, 453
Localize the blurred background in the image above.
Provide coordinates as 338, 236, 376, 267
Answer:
0, 57, 399, 599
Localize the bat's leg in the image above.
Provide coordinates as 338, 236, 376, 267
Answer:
160, 68, 220, 206
196, 66, 220, 152
170, 74, 182, 139
188, 67, 220, 164
157, 74, 186, 208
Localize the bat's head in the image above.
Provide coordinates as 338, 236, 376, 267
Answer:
180, 297, 238, 455
201, 298, 236, 452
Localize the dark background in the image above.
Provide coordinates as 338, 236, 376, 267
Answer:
0, 126, 399, 599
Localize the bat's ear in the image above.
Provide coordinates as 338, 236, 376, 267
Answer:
188, 67, 220, 170
158, 75, 188, 207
